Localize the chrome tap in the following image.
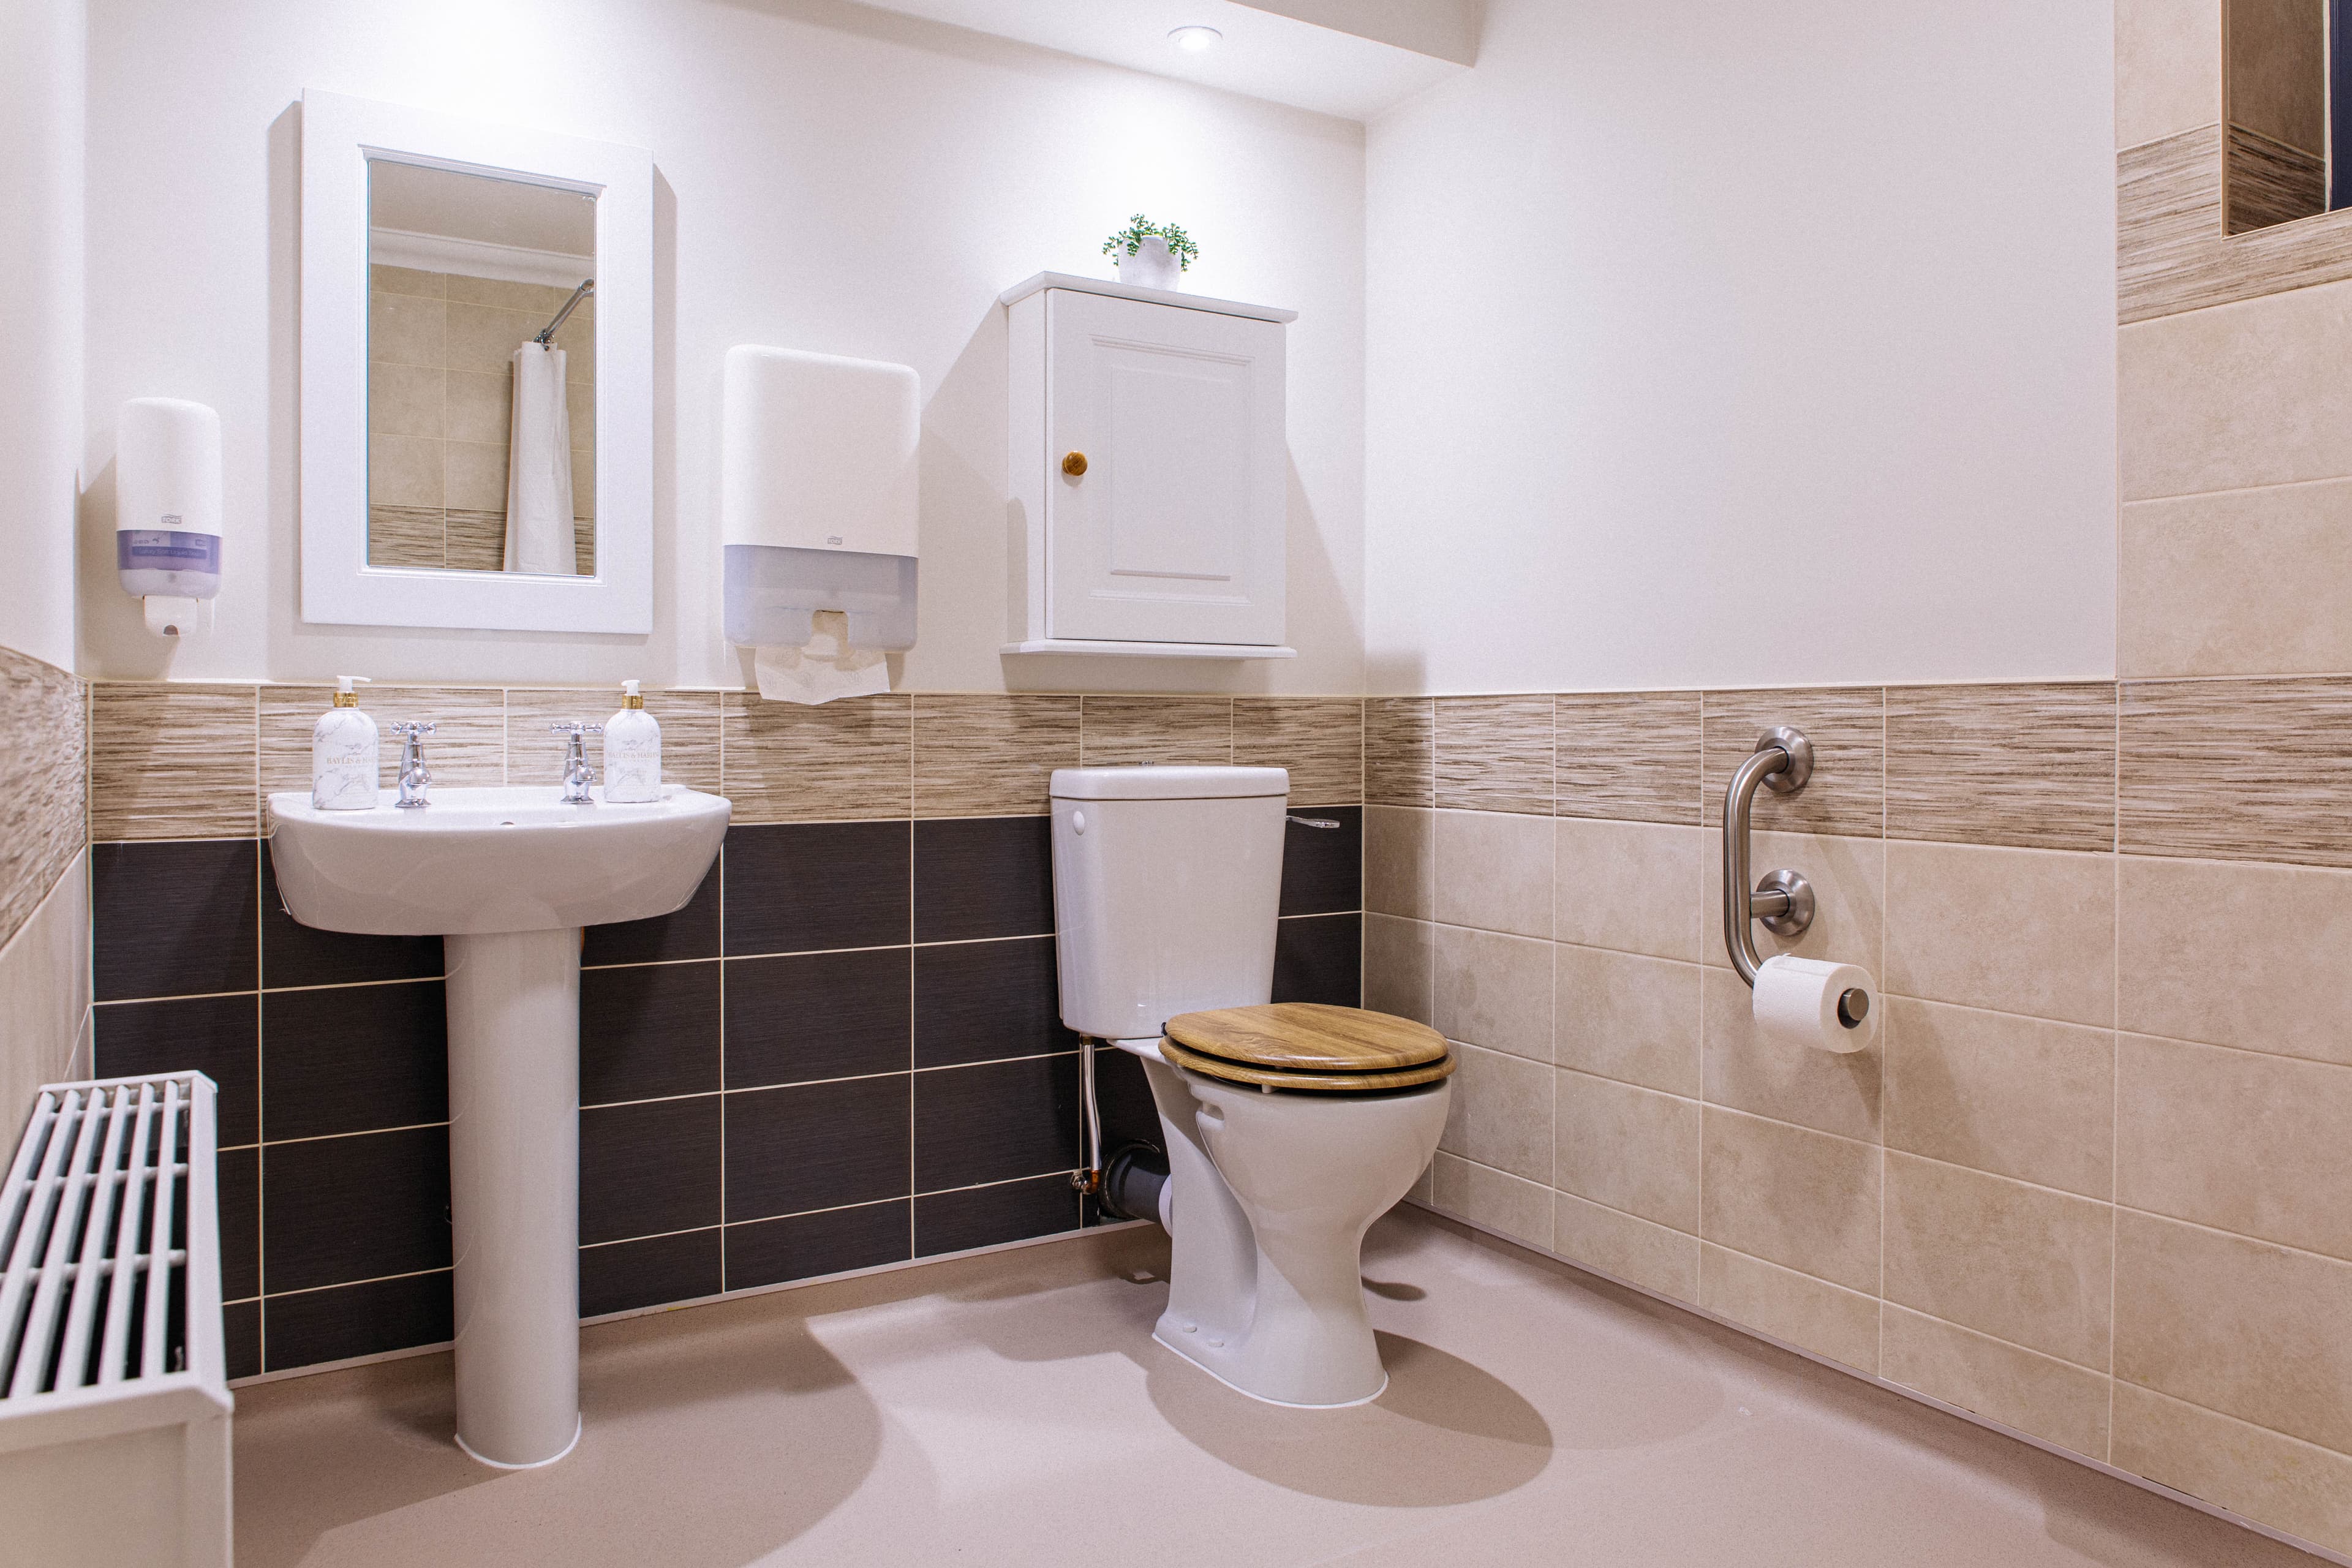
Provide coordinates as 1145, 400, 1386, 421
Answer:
550, 722, 603, 804
390, 721, 435, 808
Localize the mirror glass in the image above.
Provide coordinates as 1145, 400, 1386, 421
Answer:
2224, 0, 2351, 233
366, 159, 597, 575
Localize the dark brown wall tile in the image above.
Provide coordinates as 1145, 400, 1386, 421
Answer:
0, 646, 85, 946
1703, 688, 1883, 838
2122, 678, 2352, 866
1234, 697, 1362, 805
1435, 696, 1553, 815
91, 682, 257, 841
1365, 697, 1434, 807
1077, 696, 1231, 766
722, 692, 911, 824
912, 695, 1078, 817
1887, 685, 2116, 852
1556, 692, 1700, 825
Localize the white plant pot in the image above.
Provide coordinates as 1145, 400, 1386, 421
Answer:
1117, 236, 1183, 290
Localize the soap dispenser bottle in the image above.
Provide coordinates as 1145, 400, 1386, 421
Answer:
312, 676, 379, 810
603, 680, 662, 802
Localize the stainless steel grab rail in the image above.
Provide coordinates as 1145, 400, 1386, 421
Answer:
1721, 726, 1816, 986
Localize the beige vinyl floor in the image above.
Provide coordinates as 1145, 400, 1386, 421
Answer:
233, 1207, 2324, 1567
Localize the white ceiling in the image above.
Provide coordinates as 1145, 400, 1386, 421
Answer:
842, 0, 1477, 122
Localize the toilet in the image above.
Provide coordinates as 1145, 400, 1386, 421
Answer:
1050, 765, 1454, 1408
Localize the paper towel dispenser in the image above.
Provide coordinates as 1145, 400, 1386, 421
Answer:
721, 344, 919, 650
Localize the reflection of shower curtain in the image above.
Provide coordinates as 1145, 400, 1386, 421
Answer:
504, 344, 575, 575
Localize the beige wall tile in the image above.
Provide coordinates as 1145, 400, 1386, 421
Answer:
1364, 697, 1433, 807
1555, 1069, 1700, 1232
2120, 274, 2352, 494
443, 440, 509, 513
0, 851, 90, 1148
1555, 691, 1700, 825
1698, 1243, 1879, 1373
366, 432, 441, 508
1703, 829, 1882, 974
444, 300, 537, 374
2116, 0, 2220, 149
368, 362, 443, 439
1434, 924, 1553, 1061
1555, 816, 1704, 962
1883, 685, 2115, 853
2120, 678, 2352, 867
0, 648, 85, 949
1702, 967, 1880, 1142
2120, 127, 2352, 324
1438, 1041, 1551, 1182
1883, 999, 2114, 1199
2115, 1208, 2352, 1452
2122, 482, 2352, 677
1233, 696, 1360, 805
502, 688, 722, 795
89, 684, 256, 840
1881, 1305, 2111, 1458
911, 695, 1079, 817
444, 274, 564, 312
368, 263, 445, 298
571, 450, 595, 521
1363, 913, 1434, 1025
368, 289, 443, 366
722, 693, 911, 823
1077, 696, 1230, 766
1703, 687, 1883, 838
2119, 1033, 2352, 1261
1884, 841, 2115, 1028
2112, 1381, 2352, 1558
1554, 944, 1702, 1098
1433, 808, 1553, 937
1364, 805, 1434, 919
1699, 1107, 1879, 1292
368, 505, 443, 568
1430, 1150, 1551, 1251
445, 368, 510, 446
1554, 1190, 1699, 1302
1883, 1153, 2111, 1368
2119, 854, 2352, 1065
2226, 0, 2326, 153
1434, 696, 1553, 815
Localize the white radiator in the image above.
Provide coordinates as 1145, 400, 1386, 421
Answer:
0, 1073, 232, 1567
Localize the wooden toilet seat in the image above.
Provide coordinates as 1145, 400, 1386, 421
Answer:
1161, 1003, 1454, 1092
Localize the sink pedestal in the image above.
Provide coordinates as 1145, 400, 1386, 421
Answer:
445, 927, 582, 1469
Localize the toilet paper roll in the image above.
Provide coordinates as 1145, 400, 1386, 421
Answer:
1753, 955, 1878, 1054
754, 609, 892, 706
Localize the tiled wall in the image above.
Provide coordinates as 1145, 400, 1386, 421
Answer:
366, 264, 595, 573
1378, 684, 2352, 1557
0, 643, 91, 1137
83, 684, 1363, 1381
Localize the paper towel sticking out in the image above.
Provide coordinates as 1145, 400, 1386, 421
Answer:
755, 609, 891, 705
1752, 955, 1878, 1054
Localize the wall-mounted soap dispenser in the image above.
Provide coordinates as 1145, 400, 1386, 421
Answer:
720, 345, 919, 703
118, 398, 223, 638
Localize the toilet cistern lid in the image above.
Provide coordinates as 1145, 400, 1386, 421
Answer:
1050, 764, 1288, 801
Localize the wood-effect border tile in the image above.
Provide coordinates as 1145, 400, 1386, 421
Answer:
505, 688, 722, 794
0, 647, 85, 946
1702, 688, 1883, 838
1434, 696, 1553, 815
90, 683, 257, 842
913, 695, 1079, 818
1555, 692, 1700, 825
722, 692, 911, 824
1365, 698, 1434, 808
2120, 124, 2352, 323
2120, 678, 2352, 866
1077, 696, 1231, 767
1234, 697, 1362, 805
1885, 685, 2116, 852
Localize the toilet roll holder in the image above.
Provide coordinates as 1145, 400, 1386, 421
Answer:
1721, 726, 1869, 1029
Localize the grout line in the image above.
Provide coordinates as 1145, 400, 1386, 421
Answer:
257, 1118, 450, 1148
2109, 686, 2122, 1461
258, 1263, 449, 1301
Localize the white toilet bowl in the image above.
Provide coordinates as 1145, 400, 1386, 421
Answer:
1124, 1041, 1450, 1408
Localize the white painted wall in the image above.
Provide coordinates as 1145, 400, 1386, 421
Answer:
1363, 0, 2118, 693
81, 0, 1367, 695
1, 0, 87, 673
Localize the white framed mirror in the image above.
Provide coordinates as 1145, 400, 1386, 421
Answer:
299, 89, 653, 633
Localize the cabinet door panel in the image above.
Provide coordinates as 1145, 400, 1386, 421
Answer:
1047, 292, 1284, 645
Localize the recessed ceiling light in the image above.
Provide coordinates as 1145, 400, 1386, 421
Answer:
1169, 25, 1223, 53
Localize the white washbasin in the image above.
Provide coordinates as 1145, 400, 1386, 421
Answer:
267, 785, 730, 936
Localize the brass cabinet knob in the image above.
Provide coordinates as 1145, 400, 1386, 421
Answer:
1061, 451, 1088, 477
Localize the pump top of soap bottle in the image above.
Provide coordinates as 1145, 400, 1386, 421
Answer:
332, 675, 371, 707
620, 679, 644, 709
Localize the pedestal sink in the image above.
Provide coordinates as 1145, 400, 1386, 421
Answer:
268, 785, 729, 1468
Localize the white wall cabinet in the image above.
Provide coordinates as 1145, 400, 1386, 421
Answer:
1003, 273, 1296, 658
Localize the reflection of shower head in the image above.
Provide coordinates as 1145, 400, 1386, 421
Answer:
533, 277, 595, 344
